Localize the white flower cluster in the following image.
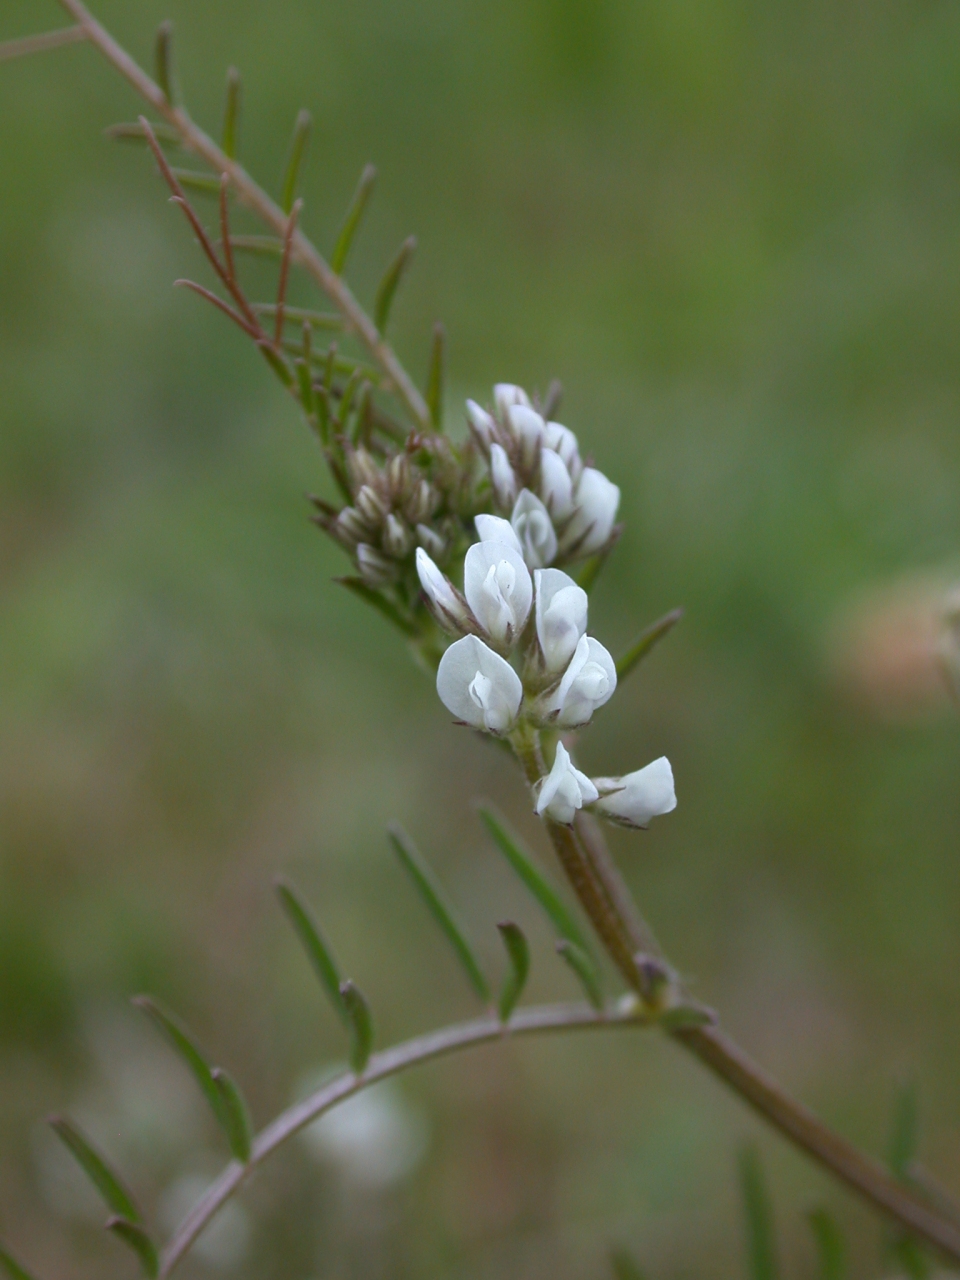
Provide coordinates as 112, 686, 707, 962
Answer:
465, 384, 621, 569
417, 404, 676, 832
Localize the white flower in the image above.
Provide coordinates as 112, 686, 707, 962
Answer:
474, 513, 522, 555
416, 548, 472, 634
561, 467, 620, 556
506, 404, 544, 469
466, 399, 496, 450
535, 742, 598, 825
542, 633, 617, 726
539, 446, 575, 520
436, 634, 523, 733
464, 539, 532, 646
592, 758, 676, 828
511, 489, 557, 569
535, 568, 588, 672
544, 421, 582, 483
494, 383, 531, 417
490, 442, 518, 509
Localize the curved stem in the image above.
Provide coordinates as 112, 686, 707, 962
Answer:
54, 0, 431, 430
158, 1001, 640, 1278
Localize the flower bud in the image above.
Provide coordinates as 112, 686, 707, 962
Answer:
355, 484, 387, 527
416, 523, 446, 559
474, 513, 522, 555
591, 758, 676, 828
466, 399, 497, 452
511, 489, 557, 569
386, 453, 412, 501
464, 539, 533, 648
561, 467, 620, 556
405, 479, 439, 525
436, 634, 523, 734
347, 446, 382, 493
356, 543, 395, 586
541, 634, 616, 727
383, 513, 413, 558
506, 404, 545, 470
535, 742, 598, 825
490, 442, 518, 510
416, 548, 473, 633
544, 422, 582, 483
335, 505, 371, 548
534, 568, 588, 672
493, 384, 531, 419
539, 447, 575, 520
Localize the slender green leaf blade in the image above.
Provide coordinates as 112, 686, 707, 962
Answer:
739, 1144, 779, 1280
610, 1247, 647, 1280
169, 168, 221, 195
0, 1244, 39, 1280
388, 826, 490, 1001
556, 939, 603, 1010
275, 877, 346, 1022
426, 322, 446, 431
154, 20, 177, 105
331, 165, 376, 274
106, 1219, 158, 1280
221, 67, 241, 159
228, 235, 284, 258
281, 110, 311, 214
658, 1002, 716, 1030
807, 1209, 846, 1280
105, 121, 181, 146
132, 996, 226, 1132
340, 980, 373, 1074
211, 1068, 253, 1163
374, 237, 416, 334
496, 922, 530, 1022
478, 806, 590, 953
48, 1115, 140, 1222
889, 1080, 919, 1181
616, 608, 683, 683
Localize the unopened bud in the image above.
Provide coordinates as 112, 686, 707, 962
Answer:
386, 453, 412, 501
416, 548, 473, 634
494, 384, 531, 419
490, 442, 518, 510
335, 505, 371, 547
416, 523, 446, 559
466, 399, 497, 452
405, 479, 439, 525
506, 404, 545, 470
382, 512, 413, 558
347, 446, 382, 493
544, 422, 582, 483
355, 484, 387, 527
356, 543, 395, 586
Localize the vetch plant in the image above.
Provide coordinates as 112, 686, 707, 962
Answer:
4, 5, 960, 1278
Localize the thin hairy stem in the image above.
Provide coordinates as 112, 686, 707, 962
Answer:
159, 1001, 639, 1278
0, 25, 85, 62
54, 0, 431, 428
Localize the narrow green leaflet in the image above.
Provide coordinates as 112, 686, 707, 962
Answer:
610, 1247, 647, 1280
496, 922, 530, 1022
228, 235, 284, 258
221, 67, 241, 159
106, 1219, 159, 1280
478, 806, 590, 954
331, 165, 377, 274
807, 1209, 846, 1280
281, 110, 311, 214
105, 121, 181, 146
615, 608, 684, 684
275, 877, 347, 1021
658, 1002, 716, 1031
153, 21, 177, 105
426, 322, 446, 431
169, 168, 221, 195
388, 825, 489, 1002
0, 1244, 39, 1280
340, 980, 373, 1074
374, 237, 416, 334
556, 940, 603, 1010
211, 1068, 253, 1164
48, 1115, 141, 1222
739, 1145, 779, 1280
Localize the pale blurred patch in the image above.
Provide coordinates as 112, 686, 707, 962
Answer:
160, 1170, 252, 1271
298, 1075, 429, 1189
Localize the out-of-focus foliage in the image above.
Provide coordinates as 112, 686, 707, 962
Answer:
2, 1, 960, 1277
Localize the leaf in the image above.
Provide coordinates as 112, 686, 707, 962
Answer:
889, 1080, 919, 1182
106, 1219, 159, 1280
335, 577, 420, 637
169, 168, 221, 196
426, 322, 446, 431
0, 1244, 40, 1280
221, 67, 241, 159
739, 1144, 779, 1280
274, 876, 346, 1022
48, 1115, 141, 1222
252, 303, 341, 330
104, 121, 181, 146
477, 806, 591, 954
807, 1208, 846, 1280
281, 109, 311, 214
154, 20, 177, 105
374, 237, 416, 334
340, 980, 373, 1074
890, 1236, 932, 1280
227, 235, 284, 258
658, 1002, 716, 1031
388, 826, 489, 1001
615, 608, 683, 683
497, 922, 530, 1022
610, 1247, 647, 1280
556, 939, 603, 1010
331, 165, 377, 274
133, 996, 233, 1141
211, 1068, 253, 1163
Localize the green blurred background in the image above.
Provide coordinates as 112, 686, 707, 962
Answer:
3, 1, 960, 1276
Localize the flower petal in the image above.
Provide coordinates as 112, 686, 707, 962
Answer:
436, 635, 523, 733
474, 513, 522, 555
464, 540, 533, 646
561, 467, 620, 556
542, 634, 617, 727
535, 568, 588, 672
592, 758, 676, 828
535, 742, 599, 825
511, 489, 558, 569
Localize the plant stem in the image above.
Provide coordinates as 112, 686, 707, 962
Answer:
158, 1001, 639, 1278
54, 0, 431, 431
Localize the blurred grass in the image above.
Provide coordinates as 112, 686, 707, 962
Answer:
3, 0, 960, 1277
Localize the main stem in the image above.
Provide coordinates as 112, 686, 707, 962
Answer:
55, 0, 432, 431
515, 729, 960, 1264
